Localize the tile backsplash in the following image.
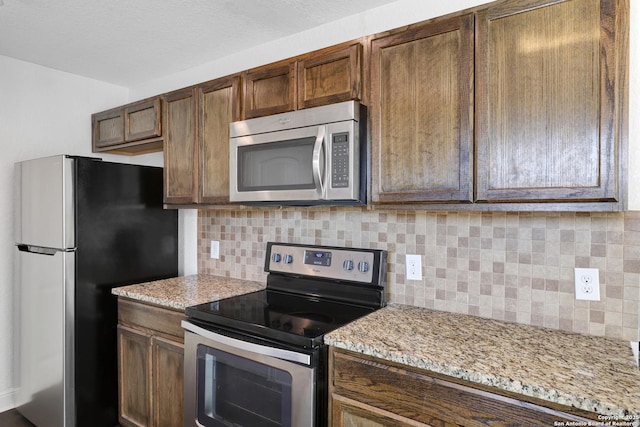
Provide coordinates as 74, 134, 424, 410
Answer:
198, 208, 640, 342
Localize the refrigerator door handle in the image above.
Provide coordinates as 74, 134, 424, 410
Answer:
16, 244, 74, 255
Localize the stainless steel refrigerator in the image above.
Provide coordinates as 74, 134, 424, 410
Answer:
14, 155, 178, 427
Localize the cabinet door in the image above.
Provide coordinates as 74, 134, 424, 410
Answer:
163, 87, 198, 204
297, 43, 362, 109
475, 0, 627, 203
244, 59, 296, 118
370, 14, 474, 204
331, 394, 434, 427
125, 97, 162, 142
198, 75, 241, 204
152, 336, 184, 427
92, 107, 124, 149
117, 325, 151, 427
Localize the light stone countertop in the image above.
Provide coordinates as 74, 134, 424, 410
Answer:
111, 274, 265, 310
324, 303, 640, 419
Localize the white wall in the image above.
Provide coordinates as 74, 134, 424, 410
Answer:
0, 55, 165, 411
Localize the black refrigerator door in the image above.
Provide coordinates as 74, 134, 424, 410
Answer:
74, 158, 178, 427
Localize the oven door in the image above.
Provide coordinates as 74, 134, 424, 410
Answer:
183, 321, 316, 427
229, 120, 360, 204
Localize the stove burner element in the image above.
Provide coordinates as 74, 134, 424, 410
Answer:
288, 312, 334, 323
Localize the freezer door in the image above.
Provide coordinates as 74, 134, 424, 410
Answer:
14, 155, 75, 249
15, 247, 75, 427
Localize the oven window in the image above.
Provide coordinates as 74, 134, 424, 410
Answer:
196, 344, 293, 427
237, 137, 317, 192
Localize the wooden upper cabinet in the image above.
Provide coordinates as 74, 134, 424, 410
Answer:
370, 14, 475, 204
244, 42, 364, 119
163, 75, 241, 206
92, 97, 163, 154
198, 75, 242, 204
475, 0, 628, 204
124, 98, 161, 142
92, 108, 124, 148
297, 43, 362, 109
163, 87, 198, 204
243, 59, 296, 119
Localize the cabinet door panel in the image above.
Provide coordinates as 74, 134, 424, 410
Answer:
152, 337, 184, 427
476, 0, 625, 202
92, 108, 124, 148
371, 15, 474, 204
298, 43, 362, 109
198, 76, 241, 204
331, 394, 434, 427
244, 60, 296, 118
125, 98, 162, 142
164, 87, 197, 204
117, 325, 151, 427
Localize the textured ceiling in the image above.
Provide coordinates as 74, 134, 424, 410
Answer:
0, 0, 397, 86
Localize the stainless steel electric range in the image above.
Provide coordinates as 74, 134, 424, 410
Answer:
182, 242, 387, 427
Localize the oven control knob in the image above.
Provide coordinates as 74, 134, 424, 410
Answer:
284, 254, 294, 264
343, 260, 354, 271
358, 261, 370, 273
272, 253, 282, 263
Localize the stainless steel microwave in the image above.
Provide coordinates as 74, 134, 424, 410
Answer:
229, 101, 366, 205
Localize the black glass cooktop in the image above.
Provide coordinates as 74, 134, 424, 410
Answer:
185, 289, 376, 348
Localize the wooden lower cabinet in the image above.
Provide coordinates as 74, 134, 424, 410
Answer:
332, 394, 431, 427
117, 298, 184, 427
329, 347, 599, 427
117, 325, 152, 427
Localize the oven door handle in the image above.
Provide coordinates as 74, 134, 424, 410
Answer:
182, 320, 312, 366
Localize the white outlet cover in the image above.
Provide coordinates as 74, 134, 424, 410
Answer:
574, 268, 600, 301
210, 240, 220, 259
406, 254, 422, 281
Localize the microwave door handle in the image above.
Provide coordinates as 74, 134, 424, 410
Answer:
312, 126, 326, 197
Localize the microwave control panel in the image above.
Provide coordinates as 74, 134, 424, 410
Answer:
331, 132, 350, 188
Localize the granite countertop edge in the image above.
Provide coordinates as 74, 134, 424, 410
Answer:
325, 337, 619, 417
324, 304, 640, 419
111, 274, 266, 311
112, 288, 187, 310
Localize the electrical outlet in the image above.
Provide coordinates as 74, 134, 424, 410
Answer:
210, 240, 220, 259
406, 254, 422, 280
574, 268, 600, 301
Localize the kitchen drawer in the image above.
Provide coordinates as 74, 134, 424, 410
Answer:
117, 298, 184, 341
